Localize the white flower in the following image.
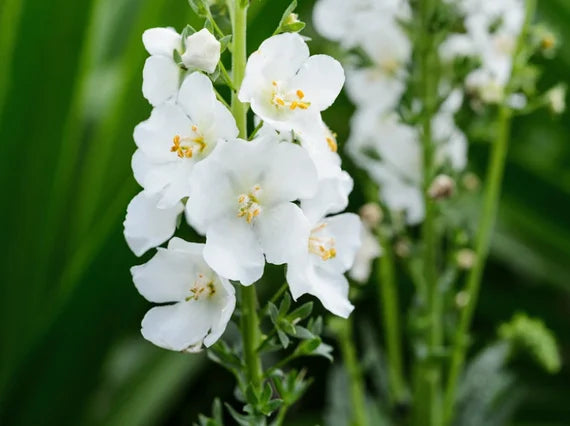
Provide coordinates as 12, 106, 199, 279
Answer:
286, 212, 361, 318
186, 136, 318, 285
347, 110, 425, 224
142, 27, 220, 105
345, 22, 411, 111
238, 33, 344, 133
124, 191, 184, 257
348, 225, 382, 283
132, 238, 235, 351
313, 0, 411, 49
133, 72, 238, 208
546, 85, 566, 114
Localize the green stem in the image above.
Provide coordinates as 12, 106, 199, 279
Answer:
230, 0, 263, 392
414, 0, 442, 424
337, 317, 368, 426
376, 229, 407, 406
442, 1, 536, 423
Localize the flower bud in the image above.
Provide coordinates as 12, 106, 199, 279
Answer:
359, 202, 383, 229
462, 172, 480, 192
456, 248, 476, 270
546, 84, 566, 115
428, 174, 455, 200
284, 13, 300, 26
540, 33, 557, 52
182, 28, 221, 74
394, 238, 411, 258
455, 291, 470, 309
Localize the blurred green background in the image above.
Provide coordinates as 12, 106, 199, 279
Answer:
1, 0, 569, 424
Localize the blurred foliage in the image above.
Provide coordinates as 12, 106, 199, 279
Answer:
0, 0, 569, 425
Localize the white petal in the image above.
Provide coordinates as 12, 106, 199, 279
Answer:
256, 202, 311, 265
287, 260, 354, 318
142, 56, 180, 106
177, 72, 216, 127
141, 300, 215, 351
239, 33, 309, 102
123, 192, 183, 256
301, 170, 353, 223
262, 140, 319, 204
142, 27, 181, 56
290, 55, 345, 111
321, 213, 363, 274
185, 150, 236, 234
203, 217, 265, 285
349, 227, 382, 283
203, 277, 236, 347
133, 103, 192, 162
131, 240, 205, 303
182, 29, 221, 74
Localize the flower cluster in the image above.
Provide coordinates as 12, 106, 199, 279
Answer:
124, 28, 361, 351
315, 0, 468, 230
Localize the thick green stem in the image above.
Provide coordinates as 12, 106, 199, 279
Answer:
230, 0, 263, 392
414, 0, 442, 424
337, 317, 368, 426
442, 1, 536, 423
376, 229, 407, 406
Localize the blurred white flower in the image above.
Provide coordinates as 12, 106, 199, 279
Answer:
348, 225, 382, 283
132, 238, 235, 351
124, 191, 184, 257
238, 33, 344, 133
185, 136, 318, 285
133, 72, 238, 208
546, 85, 566, 114
142, 27, 220, 105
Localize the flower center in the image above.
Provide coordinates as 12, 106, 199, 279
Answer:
186, 273, 216, 301
379, 57, 400, 76
271, 81, 311, 111
237, 184, 263, 223
308, 223, 337, 261
170, 125, 206, 158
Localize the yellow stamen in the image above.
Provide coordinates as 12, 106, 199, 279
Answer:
326, 137, 338, 152
296, 89, 305, 99
308, 223, 337, 261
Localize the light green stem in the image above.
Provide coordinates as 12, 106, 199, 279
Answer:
230, 0, 263, 392
376, 229, 407, 406
414, 0, 442, 424
442, 1, 536, 423
337, 317, 368, 426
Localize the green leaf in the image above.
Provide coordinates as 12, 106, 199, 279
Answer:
219, 34, 232, 52
286, 301, 313, 323
498, 312, 561, 374
277, 329, 290, 349
188, 0, 209, 17
181, 24, 197, 41
278, 292, 291, 316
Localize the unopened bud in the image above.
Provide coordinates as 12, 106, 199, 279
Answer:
462, 172, 480, 192
541, 33, 557, 51
546, 84, 566, 115
456, 248, 476, 270
428, 174, 455, 200
394, 239, 411, 258
284, 13, 300, 26
455, 291, 470, 309
359, 203, 383, 228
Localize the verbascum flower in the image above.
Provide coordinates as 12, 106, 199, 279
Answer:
186, 135, 318, 285
238, 33, 344, 133
132, 238, 235, 351
133, 72, 238, 208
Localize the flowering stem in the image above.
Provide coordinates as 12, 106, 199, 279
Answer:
375, 228, 407, 406
414, 0, 442, 424
336, 316, 368, 426
230, 0, 263, 392
442, 1, 536, 423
